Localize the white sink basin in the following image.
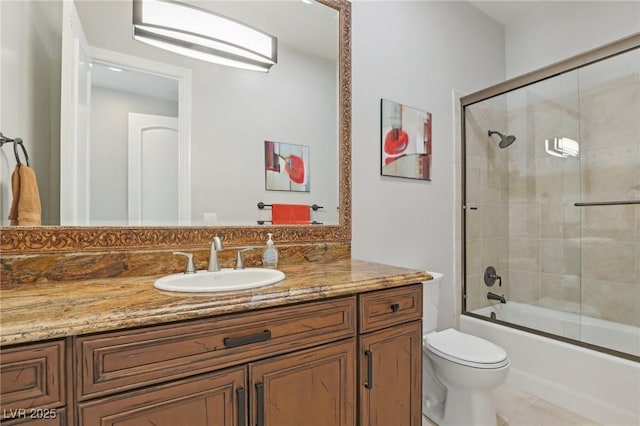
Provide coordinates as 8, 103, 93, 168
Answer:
154, 268, 285, 293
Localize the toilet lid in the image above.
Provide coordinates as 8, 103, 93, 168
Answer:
425, 329, 509, 369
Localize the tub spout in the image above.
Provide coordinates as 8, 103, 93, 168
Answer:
487, 291, 506, 304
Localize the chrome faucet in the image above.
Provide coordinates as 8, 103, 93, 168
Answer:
207, 236, 223, 272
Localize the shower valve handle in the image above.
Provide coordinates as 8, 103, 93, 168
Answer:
484, 266, 501, 287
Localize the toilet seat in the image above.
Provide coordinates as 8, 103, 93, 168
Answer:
425, 329, 509, 369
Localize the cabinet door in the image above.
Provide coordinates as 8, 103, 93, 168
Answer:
359, 320, 422, 426
78, 367, 246, 426
250, 339, 356, 426
0, 340, 66, 413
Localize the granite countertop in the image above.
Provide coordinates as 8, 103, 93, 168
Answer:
0, 259, 431, 345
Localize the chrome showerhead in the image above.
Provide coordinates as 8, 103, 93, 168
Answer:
488, 130, 517, 148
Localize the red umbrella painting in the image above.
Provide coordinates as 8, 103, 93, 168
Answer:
265, 141, 310, 192
380, 99, 432, 180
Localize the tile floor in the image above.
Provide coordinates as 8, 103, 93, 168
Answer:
422, 383, 599, 426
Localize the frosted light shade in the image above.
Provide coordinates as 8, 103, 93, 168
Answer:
133, 0, 277, 72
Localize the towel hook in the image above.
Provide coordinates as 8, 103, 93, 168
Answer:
0, 132, 30, 167
13, 138, 30, 167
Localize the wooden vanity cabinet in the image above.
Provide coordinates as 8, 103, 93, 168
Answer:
75, 296, 358, 426
1, 283, 423, 426
358, 284, 423, 426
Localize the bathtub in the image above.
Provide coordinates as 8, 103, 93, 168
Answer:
460, 302, 640, 425
474, 302, 640, 357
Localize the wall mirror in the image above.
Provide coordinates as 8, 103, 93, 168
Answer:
0, 0, 351, 253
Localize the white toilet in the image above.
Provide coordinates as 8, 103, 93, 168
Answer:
422, 272, 509, 426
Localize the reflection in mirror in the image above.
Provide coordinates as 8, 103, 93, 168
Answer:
79, 49, 190, 226
1, 0, 340, 227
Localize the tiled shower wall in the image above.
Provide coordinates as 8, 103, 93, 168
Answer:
464, 48, 639, 327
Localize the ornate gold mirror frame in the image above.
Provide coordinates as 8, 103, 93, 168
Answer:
1, 0, 351, 255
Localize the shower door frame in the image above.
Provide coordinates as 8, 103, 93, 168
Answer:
460, 33, 640, 362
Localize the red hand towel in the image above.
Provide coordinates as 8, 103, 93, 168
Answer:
272, 203, 310, 225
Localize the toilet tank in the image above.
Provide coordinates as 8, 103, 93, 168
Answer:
423, 271, 444, 334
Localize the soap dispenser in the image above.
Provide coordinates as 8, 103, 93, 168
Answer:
262, 233, 279, 269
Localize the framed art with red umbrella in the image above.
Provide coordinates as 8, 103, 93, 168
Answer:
265, 140, 311, 192
380, 98, 432, 180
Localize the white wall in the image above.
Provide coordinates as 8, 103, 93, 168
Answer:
0, 0, 61, 226
504, 1, 640, 78
351, 0, 506, 331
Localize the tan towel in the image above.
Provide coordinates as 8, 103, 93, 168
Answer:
8, 164, 42, 226
8, 165, 20, 225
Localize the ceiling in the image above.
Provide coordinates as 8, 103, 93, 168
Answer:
468, 1, 553, 26
91, 62, 179, 101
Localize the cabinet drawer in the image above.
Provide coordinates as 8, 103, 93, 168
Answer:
0, 340, 65, 412
358, 284, 422, 333
76, 296, 356, 400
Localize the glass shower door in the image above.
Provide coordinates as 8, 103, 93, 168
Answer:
575, 48, 640, 357
463, 69, 583, 343
463, 41, 640, 360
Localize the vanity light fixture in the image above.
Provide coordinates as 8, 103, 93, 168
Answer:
545, 137, 579, 158
132, 0, 278, 72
